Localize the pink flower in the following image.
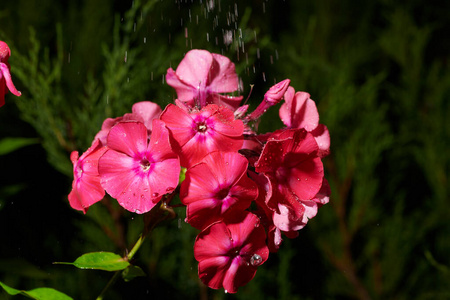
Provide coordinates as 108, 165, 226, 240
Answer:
194, 211, 269, 293
180, 151, 258, 230
68, 139, 108, 213
271, 178, 330, 232
166, 49, 243, 110
279, 87, 330, 156
254, 129, 324, 232
94, 101, 162, 145
0, 41, 21, 107
98, 120, 180, 214
244, 79, 290, 123
160, 103, 244, 168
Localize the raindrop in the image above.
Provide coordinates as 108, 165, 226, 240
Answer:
152, 192, 159, 197
224, 290, 228, 294
250, 254, 262, 266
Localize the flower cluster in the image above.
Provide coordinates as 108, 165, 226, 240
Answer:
0, 41, 21, 107
69, 49, 330, 293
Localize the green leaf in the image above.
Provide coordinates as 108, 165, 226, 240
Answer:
179, 167, 187, 184
0, 281, 73, 300
55, 251, 130, 271
0, 137, 39, 156
122, 265, 146, 282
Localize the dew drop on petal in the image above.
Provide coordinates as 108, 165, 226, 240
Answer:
250, 254, 262, 266
152, 192, 159, 197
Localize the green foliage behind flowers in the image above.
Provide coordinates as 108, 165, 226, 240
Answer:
1, 0, 449, 299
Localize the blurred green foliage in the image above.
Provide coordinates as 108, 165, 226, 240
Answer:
0, 0, 449, 299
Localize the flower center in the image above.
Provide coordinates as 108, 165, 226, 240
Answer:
196, 121, 208, 132
140, 159, 151, 172
216, 188, 230, 200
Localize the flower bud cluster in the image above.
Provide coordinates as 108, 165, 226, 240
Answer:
69, 49, 330, 293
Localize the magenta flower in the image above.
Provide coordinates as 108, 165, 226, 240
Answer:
166, 49, 243, 110
98, 120, 180, 214
194, 211, 269, 293
180, 151, 258, 230
254, 129, 324, 232
94, 101, 162, 145
68, 139, 108, 213
0, 41, 21, 107
279, 87, 330, 156
160, 103, 244, 168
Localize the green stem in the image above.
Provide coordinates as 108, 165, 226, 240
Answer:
95, 199, 176, 300
96, 234, 146, 300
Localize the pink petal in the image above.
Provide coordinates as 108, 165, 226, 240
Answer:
209, 93, 243, 111
198, 256, 230, 290
146, 157, 180, 198
208, 105, 244, 137
0, 41, 11, 61
195, 222, 233, 260
287, 157, 324, 200
69, 173, 105, 213
176, 50, 213, 89
181, 162, 219, 204
264, 79, 290, 104
0, 63, 21, 96
99, 149, 159, 213
311, 124, 331, 157
132, 101, 162, 132
208, 53, 240, 93
166, 68, 196, 106
160, 104, 196, 148
106, 122, 148, 157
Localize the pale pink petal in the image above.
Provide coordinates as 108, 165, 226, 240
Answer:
208, 53, 240, 93
272, 203, 306, 232
312, 178, 331, 206
166, 68, 196, 105
176, 50, 213, 88
132, 101, 162, 131
311, 124, 331, 157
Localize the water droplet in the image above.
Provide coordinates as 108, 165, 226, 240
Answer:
152, 192, 159, 197
250, 254, 262, 266
224, 290, 228, 294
